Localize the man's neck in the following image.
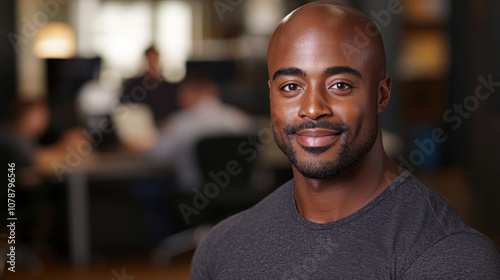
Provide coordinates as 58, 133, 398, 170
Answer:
293, 142, 401, 224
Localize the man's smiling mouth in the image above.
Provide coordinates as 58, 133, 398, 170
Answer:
295, 128, 342, 148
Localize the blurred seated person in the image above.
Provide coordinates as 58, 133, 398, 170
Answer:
0, 99, 85, 171
0, 100, 50, 168
120, 46, 179, 126
146, 74, 254, 192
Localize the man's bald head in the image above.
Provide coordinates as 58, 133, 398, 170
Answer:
268, 1, 386, 81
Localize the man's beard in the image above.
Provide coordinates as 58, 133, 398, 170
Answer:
273, 118, 378, 179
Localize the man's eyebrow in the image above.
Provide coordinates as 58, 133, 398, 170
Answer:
272, 67, 306, 80
272, 66, 362, 80
324, 66, 362, 78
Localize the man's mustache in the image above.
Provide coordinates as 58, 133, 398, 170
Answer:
283, 120, 349, 135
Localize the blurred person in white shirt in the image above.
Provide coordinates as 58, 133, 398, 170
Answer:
147, 74, 254, 192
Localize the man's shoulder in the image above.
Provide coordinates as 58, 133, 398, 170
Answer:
191, 180, 294, 278
195, 180, 293, 248
390, 170, 475, 235
387, 171, 500, 275
403, 231, 500, 278
207, 179, 293, 236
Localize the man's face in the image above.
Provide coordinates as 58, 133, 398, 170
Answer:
268, 22, 382, 179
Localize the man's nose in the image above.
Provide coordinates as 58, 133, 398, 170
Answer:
298, 86, 334, 120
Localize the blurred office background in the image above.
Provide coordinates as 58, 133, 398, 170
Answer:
1, 0, 499, 279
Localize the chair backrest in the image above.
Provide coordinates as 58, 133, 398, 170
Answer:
196, 134, 257, 188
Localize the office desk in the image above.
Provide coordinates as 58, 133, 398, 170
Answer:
29, 152, 171, 267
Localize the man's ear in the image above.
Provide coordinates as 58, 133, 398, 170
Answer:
377, 74, 392, 114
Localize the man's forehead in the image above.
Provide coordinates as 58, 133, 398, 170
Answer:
270, 26, 352, 54
268, 25, 370, 74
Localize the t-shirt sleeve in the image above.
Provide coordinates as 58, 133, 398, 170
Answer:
403, 232, 500, 279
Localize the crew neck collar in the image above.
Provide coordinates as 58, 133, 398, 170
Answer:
288, 170, 411, 230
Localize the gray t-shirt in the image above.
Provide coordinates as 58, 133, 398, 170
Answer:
191, 170, 500, 279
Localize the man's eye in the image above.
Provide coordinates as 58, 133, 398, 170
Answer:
281, 83, 300, 92
332, 82, 351, 90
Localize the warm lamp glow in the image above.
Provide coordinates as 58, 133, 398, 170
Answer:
34, 23, 76, 59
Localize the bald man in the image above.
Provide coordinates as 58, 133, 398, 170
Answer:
191, 2, 500, 279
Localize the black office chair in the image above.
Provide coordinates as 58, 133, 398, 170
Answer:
195, 134, 267, 222
152, 134, 268, 263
